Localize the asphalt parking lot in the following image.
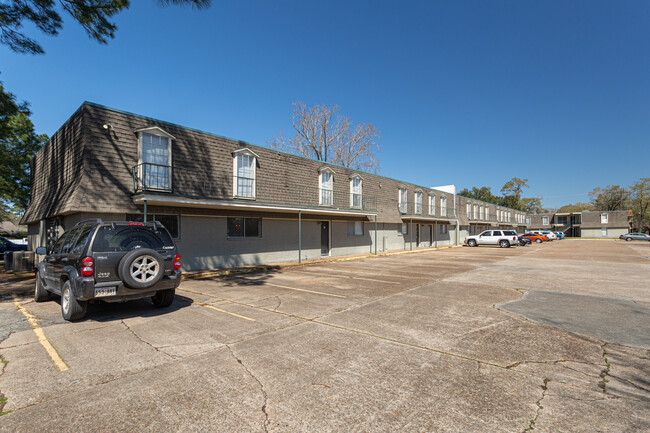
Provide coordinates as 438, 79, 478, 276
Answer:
0, 240, 648, 432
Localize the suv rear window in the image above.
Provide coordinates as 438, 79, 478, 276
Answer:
92, 226, 174, 252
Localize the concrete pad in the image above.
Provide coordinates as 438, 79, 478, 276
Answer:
0, 348, 265, 432
497, 291, 650, 349
322, 281, 604, 367
230, 321, 541, 432
533, 380, 649, 433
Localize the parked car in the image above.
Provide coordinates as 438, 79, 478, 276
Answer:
465, 230, 519, 248
619, 233, 650, 242
35, 220, 182, 321
540, 230, 557, 240
553, 231, 565, 240
0, 236, 28, 253
520, 233, 548, 243
518, 236, 532, 246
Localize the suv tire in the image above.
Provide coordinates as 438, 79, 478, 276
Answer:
119, 249, 165, 290
61, 280, 87, 321
499, 240, 510, 248
625, 237, 632, 241
152, 289, 175, 308
34, 271, 51, 302
467, 239, 477, 247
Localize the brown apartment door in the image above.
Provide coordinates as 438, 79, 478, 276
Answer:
321, 222, 330, 256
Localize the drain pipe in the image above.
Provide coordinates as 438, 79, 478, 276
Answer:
298, 210, 302, 263
374, 215, 378, 255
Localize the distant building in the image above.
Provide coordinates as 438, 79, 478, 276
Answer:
527, 211, 631, 238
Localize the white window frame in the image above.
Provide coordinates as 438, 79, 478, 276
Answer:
601, 213, 608, 224
414, 190, 422, 214
349, 175, 362, 209
136, 127, 175, 192
232, 149, 258, 199
601, 227, 608, 237
319, 167, 335, 206
400, 223, 408, 235
542, 216, 549, 225
466, 203, 471, 219
348, 221, 364, 236
429, 195, 436, 215
440, 224, 447, 234
399, 187, 408, 214
440, 196, 447, 216
473, 204, 478, 220
526, 216, 531, 225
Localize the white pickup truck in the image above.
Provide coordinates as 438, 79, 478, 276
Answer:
465, 230, 519, 248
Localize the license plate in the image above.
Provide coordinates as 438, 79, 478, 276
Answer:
95, 287, 117, 297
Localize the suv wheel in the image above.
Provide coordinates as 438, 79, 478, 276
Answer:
499, 240, 510, 248
34, 271, 51, 302
467, 239, 477, 247
625, 237, 632, 241
119, 249, 165, 290
152, 289, 175, 308
61, 281, 87, 321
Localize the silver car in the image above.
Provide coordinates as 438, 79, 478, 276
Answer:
619, 233, 650, 241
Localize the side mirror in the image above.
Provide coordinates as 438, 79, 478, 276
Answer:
36, 247, 47, 255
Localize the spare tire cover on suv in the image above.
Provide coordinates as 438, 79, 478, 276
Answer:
118, 248, 165, 289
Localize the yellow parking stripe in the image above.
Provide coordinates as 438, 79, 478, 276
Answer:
194, 302, 256, 322
263, 282, 347, 298
13, 296, 69, 372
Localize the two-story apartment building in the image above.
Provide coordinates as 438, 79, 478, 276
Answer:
457, 196, 528, 239
528, 211, 631, 238
22, 102, 472, 271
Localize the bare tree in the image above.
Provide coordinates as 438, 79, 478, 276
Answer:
269, 101, 381, 173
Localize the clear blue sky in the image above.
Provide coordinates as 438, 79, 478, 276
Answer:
2, 0, 648, 208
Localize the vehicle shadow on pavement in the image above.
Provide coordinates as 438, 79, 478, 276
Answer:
194, 269, 281, 287
51, 294, 195, 323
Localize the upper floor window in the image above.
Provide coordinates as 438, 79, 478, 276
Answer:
473, 204, 478, 219
319, 168, 334, 206
526, 216, 531, 225
430, 195, 436, 215
440, 196, 447, 215
414, 191, 422, 214
601, 213, 608, 224
350, 176, 362, 209
466, 203, 471, 218
399, 187, 407, 213
233, 149, 258, 198
136, 127, 174, 191
542, 216, 549, 225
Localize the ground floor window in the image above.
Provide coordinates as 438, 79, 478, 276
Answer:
127, 213, 180, 239
228, 217, 262, 238
601, 228, 607, 237
348, 221, 364, 236
440, 224, 448, 234
399, 223, 408, 235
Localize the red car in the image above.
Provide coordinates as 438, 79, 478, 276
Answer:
520, 233, 549, 243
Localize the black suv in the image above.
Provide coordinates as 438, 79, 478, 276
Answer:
35, 220, 182, 321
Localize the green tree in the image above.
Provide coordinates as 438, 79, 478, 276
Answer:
628, 178, 650, 233
1, 0, 211, 55
521, 197, 546, 214
458, 186, 498, 203
556, 202, 595, 213
588, 185, 628, 211
0, 83, 48, 217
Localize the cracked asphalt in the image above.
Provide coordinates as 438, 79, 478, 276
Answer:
0, 239, 648, 432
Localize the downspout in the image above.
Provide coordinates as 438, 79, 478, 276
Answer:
298, 210, 302, 263
374, 215, 378, 255
410, 218, 413, 251
435, 221, 438, 248
454, 190, 459, 246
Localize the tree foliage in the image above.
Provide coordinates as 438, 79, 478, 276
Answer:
459, 178, 543, 212
588, 185, 628, 211
0, 83, 48, 217
556, 202, 595, 213
628, 178, 650, 233
0, 0, 211, 54
457, 186, 498, 204
269, 101, 381, 173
